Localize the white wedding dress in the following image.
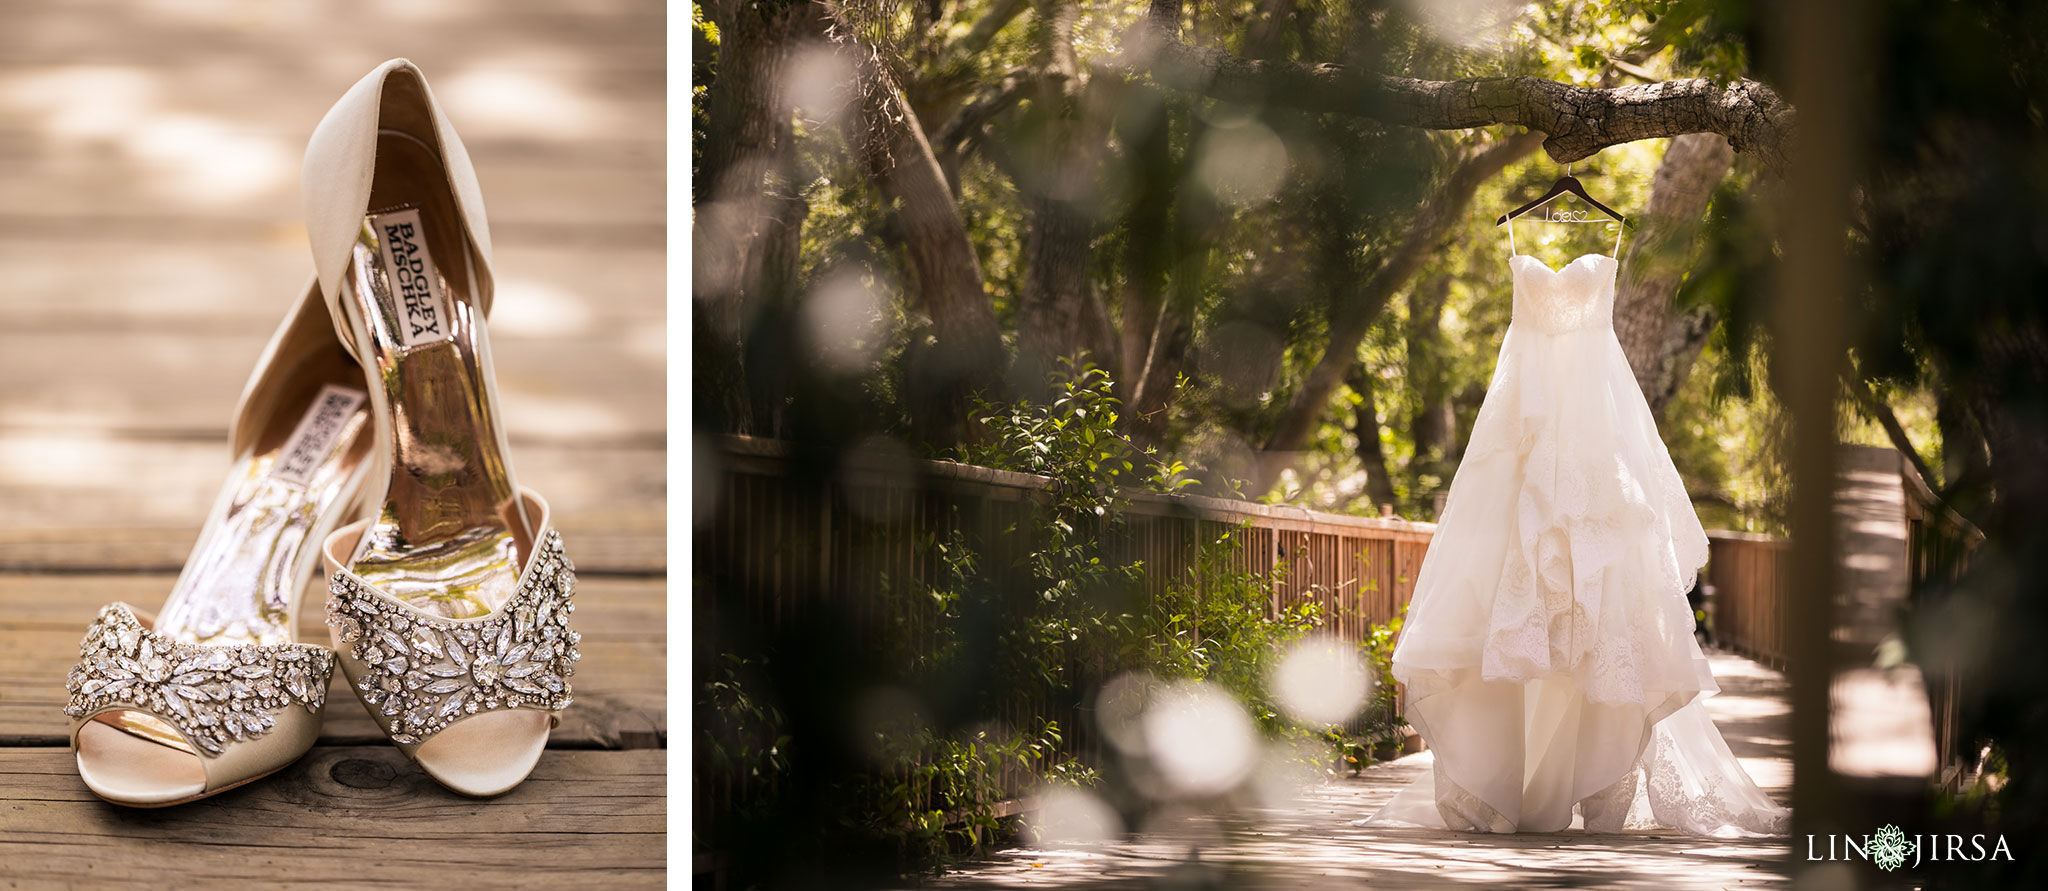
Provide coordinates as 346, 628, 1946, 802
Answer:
1362, 252, 1791, 837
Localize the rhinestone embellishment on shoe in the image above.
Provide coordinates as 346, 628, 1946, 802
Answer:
325, 529, 580, 746
62, 604, 334, 756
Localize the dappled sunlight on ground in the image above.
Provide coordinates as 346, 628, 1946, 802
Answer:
921, 651, 1793, 890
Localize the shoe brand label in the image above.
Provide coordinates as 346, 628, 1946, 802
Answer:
272, 384, 367, 485
373, 207, 455, 347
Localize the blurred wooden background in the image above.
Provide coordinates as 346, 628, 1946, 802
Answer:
0, 1, 665, 886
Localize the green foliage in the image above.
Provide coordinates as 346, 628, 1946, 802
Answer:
962, 361, 1157, 498
689, 4, 715, 186
850, 718, 1082, 870
1933, 740, 2007, 823
884, 520, 977, 673
690, 3, 718, 46
1349, 606, 1410, 761
961, 362, 1162, 687
1143, 529, 1319, 718
694, 655, 791, 828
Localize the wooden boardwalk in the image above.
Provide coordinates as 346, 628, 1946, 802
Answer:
0, 1, 665, 886
920, 652, 1795, 890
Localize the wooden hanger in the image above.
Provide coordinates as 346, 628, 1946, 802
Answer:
1495, 162, 1628, 227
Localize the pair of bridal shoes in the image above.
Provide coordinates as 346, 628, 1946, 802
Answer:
62, 59, 580, 807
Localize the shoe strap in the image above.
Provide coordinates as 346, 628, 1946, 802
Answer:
322, 489, 580, 749
62, 603, 334, 758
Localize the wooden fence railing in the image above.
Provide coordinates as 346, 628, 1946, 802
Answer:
1704, 530, 1790, 667
696, 436, 1436, 825
1897, 451, 1986, 787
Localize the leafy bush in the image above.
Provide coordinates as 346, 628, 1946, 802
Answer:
849, 718, 1082, 870
1145, 528, 1321, 724
1345, 607, 1410, 769
697, 364, 1413, 875
694, 655, 790, 832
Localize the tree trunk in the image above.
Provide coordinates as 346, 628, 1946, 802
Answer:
1935, 386, 1990, 509
814, 4, 1007, 439
1253, 130, 1542, 494
1014, 0, 1118, 396
694, 0, 809, 435
1118, 0, 1201, 447
1404, 269, 1456, 488
1613, 132, 1735, 415
1137, 190, 1215, 450
1346, 364, 1398, 511
1017, 188, 1115, 392
1118, 80, 1197, 449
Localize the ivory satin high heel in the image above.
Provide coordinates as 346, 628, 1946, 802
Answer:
306, 59, 579, 798
62, 278, 374, 807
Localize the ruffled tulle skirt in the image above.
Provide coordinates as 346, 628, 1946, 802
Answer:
1366, 323, 1789, 836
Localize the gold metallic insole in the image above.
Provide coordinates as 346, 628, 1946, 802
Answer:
339, 132, 529, 620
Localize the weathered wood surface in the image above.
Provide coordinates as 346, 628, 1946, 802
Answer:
0, 0, 665, 885
0, 747, 665, 888
921, 652, 1794, 890
0, 436, 664, 573
0, 332, 664, 440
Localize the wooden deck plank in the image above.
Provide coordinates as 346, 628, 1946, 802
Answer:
0, 746, 664, 889
1832, 446, 1913, 655
0, 243, 662, 331
0, 329, 665, 439
0, 71, 661, 139
0, 1, 664, 70
0, 435, 663, 573
0, 162, 663, 232
0, 573, 664, 749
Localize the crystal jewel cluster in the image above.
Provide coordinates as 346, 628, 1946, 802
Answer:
325, 529, 579, 745
63, 604, 333, 756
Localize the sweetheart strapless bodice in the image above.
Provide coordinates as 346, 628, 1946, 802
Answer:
1510, 253, 1617, 334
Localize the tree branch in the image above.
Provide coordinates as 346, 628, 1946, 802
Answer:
1128, 22, 1795, 173
811, 2, 1006, 437
931, 68, 1042, 166
948, 0, 1029, 62
1847, 375, 1941, 490
1345, 363, 1398, 511
1614, 132, 1735, 413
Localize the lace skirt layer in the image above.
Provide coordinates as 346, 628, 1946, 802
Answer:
1365, 695, 1790, 837
1371, 325, 1786, 836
